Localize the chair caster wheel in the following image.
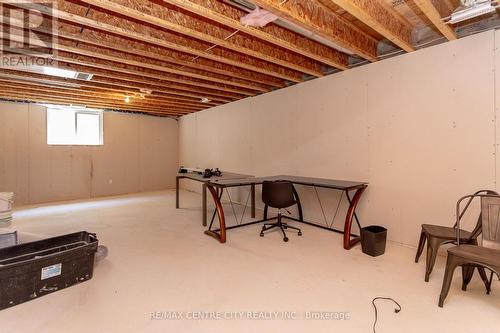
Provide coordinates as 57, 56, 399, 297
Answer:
283, 237, 289, 242
298, 232, 302, 236
260, 233, 264, 237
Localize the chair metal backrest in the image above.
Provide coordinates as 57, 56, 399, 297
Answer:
480, 196, 500, 250
456, 190, 500, 245
262, 181, 295, 209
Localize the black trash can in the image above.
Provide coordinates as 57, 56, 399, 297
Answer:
361, 225, 387, 257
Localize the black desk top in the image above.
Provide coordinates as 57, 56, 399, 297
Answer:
177, 171, 253, 183
209, 175, 367, 190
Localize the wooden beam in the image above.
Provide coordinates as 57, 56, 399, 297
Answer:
0, 93, 189, 116
4, 52, 244, 102
77, 0, 325, 77
0, 68, 233, 104
3, 50, 246, 101
327, 0, 415, 52
3, 26, 263, 96
0, 92, 191, 116
14, 1, 302, 82
0, 89, 196, 114
49, 24, 284, 88
56, 26, 284, 88
0, 72, 221, 107
61, 57, 247, 100
87, 74, 235, 103
162, 0, 349, 70
58, 44, 268, 93
0, 81, 205, 110
249, 0, 379, 62
57, 52, 255, 97
413, 0, 457, 40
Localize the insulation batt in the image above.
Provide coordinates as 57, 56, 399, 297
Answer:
240, 7, 278, 28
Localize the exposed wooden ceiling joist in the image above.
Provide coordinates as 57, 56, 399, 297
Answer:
327, 0, 415, 52
0, 86, 201, 113
0, 0, 491, 117
0, 91, 190, 116
77, 0, 326, 77
0, 95, 183, 117
56, 51, 257, 96
161, 0, 349, 70
0, 69, 228, 105
3, 26, 264, 97
249, 0, 379, 62
82, 71, 237, 102
2, 17, 280, 91
21, 1, 304, 82
54, 24, 285, 88
413, 0, 457, 40
0, 91, 193, 114
5, 50, 246, 102
0, 80, 207, 110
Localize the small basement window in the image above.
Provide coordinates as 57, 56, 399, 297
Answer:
47, 107, 103, 145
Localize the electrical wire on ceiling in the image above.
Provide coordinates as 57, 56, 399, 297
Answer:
182, 0, 291, 66
75, 4, 92, 47
175, 0, 291, 99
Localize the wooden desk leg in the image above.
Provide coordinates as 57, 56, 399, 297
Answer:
176, 176, 180, 209
204, 184, 227, 243
202, 183, 207, 227
343, 185, 367, 250
251, 184, 255, 218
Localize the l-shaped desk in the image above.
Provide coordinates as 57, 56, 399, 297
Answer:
203, 175, 368, 250
176, 171, 254, 227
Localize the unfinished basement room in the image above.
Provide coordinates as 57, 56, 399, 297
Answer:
1, 0, 500, 332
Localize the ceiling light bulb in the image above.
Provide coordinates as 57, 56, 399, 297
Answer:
124, 96, 130, 103
201, 97, 211, 103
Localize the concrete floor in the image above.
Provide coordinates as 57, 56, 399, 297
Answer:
0, 190, 499, 332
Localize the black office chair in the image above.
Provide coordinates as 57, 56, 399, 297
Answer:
260, 181, 302, 242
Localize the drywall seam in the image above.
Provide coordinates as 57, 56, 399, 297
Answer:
495, 31, 498, 190
27, 104, 31, 203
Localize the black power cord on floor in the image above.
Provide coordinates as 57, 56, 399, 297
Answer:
372, 297, 402, 333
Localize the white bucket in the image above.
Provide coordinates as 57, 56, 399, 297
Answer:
0, 192, 14, 211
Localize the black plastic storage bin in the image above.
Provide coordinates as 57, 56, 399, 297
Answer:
0, 231, 98, 310
361, 226, 387, 257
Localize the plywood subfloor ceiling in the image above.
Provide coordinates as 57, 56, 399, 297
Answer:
0, 0, 494, 117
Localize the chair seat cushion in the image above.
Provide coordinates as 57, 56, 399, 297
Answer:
422, 224, 472, 240
448, 245, 500, 269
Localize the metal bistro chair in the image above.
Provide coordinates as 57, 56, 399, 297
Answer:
415, 190, 498, 282
260, 181, 302, 242
439, 193, 500, 307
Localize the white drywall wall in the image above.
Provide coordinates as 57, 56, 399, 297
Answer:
0, 103, 178, 205
179, 30, 498, 246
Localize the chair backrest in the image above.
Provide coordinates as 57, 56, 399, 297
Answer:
262, 181, 295, 209
455, 190, 499, 241
481, 196, 500, 250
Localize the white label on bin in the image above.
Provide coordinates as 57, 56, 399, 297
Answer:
41, 263, 62, 280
